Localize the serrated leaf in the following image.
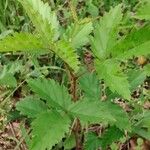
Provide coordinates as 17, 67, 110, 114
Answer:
18, 0, 79, 72
28, 78, 72, 111
100, 126, 124, 149
79, 72, 101, 100
18, 0, 59, 41
64, 21, 93, 49
30, 111, 70, 150
16, 97, 48, 118
0, 32, 46, 52
84, 132, 101, 150
69, 99, 130, 130
69, 99, 116, 124
134, 0, 150, 20
54, 39, 80, 72
95, 59, 131, 100
112, 26, 150, 59
128, 70, 146, 91
90, 4, 122, 59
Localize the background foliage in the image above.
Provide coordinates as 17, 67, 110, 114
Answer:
0, 0, 150, 150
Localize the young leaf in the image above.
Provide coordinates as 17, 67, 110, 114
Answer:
28, 78, 72, 111
79, 72, 101, 100
16, 97, 48, 118
64, 21, 93, 49
30, 111, 70, 150
0, 32, 46, 52
18, 0, 59, 41
95, 59, 131, 100
90, 4, 122, 59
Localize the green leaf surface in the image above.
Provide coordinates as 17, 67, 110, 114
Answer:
69, 99, 115, 124
90, 4, 122, 59
16, 97, 48, 118
0, 32, 46, 52
95, 59, 131, 100
69, 98, 130, 130
28, 78, 72, 111
79, 72, 101, 101
30, 111, 70, 150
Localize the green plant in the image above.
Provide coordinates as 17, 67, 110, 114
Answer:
0, 0, 150, 150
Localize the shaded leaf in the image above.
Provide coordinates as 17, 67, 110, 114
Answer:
16, 97, 48, 118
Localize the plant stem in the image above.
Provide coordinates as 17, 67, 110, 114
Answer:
69, 71, 82, 149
